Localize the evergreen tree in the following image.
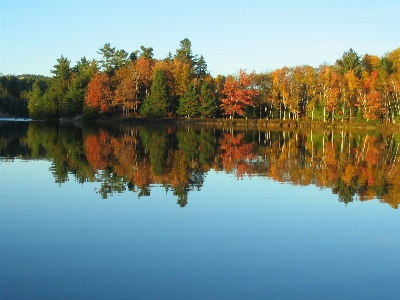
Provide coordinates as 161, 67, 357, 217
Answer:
140, 69, 169, 118
199, 81, 217, 118
65, 58, 98, 116
97, 43, 129, 74
139, 46, 154, 60
27, 81, 43, 118
45, 55, 71, 118
336, 48, 362, 77
177, 84, 199, 118
41, 87, 59, 118
194, 55, 208, 78
175, 38, 197, 67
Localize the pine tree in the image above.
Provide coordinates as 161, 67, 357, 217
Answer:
27, 81, 43, 118
177, 84, 199, 118
336, 48, 362, 77
199, 81, 216, 118
65, 58, 97, 116
140, 69, 169, 118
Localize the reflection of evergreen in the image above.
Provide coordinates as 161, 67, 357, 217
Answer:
332, 177, 358, 204
0, 121, 32, 158
140, 128, 167, 175
20, 121, 96, 183
198, 130, 217, 167
177, 129, 198, 162
95, 167, 126, 199
191, 171, 205, 191
50, 161, 69, 185
173, 185, 188, 207
138, 185, 151, 197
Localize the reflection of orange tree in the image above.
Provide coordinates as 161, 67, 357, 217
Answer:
80, 125, 400, 208
219, 132, 255, 178
84, 130, 110, 171
169, 150, 190, 207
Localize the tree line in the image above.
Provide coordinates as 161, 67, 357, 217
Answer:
0, 74, 48, 118
2, 38, 400, 123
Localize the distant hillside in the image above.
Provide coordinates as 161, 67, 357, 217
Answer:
16, 74, 50, 80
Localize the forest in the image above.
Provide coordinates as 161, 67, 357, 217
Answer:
0, 38, 400, 123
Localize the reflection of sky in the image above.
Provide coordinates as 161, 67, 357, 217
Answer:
1, 160, 400, 299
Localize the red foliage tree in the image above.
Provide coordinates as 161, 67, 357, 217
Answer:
86, 72, 112, 113
220, 70, 259, 118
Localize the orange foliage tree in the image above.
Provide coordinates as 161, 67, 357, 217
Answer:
85, 72, 112, 113
220, 70, 259, 118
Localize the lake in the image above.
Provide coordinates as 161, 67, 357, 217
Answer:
1, 120, 400, 299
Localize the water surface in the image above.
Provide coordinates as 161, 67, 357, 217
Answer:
1, 121, 399, 299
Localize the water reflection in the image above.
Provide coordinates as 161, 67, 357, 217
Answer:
1, 120, 399, 208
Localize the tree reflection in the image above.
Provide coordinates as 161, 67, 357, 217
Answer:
1, 120, 400, 208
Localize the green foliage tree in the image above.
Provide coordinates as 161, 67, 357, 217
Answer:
65, 57, 98, 116
198, 81, 216, 118
140, 69, 169, 118
27, 81, 44, 118
42, 55, 71, 118
194, 55, 208, 78
175, 38, 197, 67
0, 82, 9, 99
129, 50, 139, 61
139, 46, 154, 60
177, 84, 199, 117
336, 48, 362, 77
97, 43, 129, 74
0, 75, 44, 117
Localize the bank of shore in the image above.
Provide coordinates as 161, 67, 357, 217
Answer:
89, 116, 400, 133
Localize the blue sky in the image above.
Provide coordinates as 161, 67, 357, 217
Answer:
1, 0, 399, 77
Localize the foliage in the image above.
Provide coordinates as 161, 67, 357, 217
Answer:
3, 39, 400, 124
177, 84, 199, 118
140, 69, 169, 118
198, 81, 217, 118
336, 48, 362, 77
97, 43, 129, 74
220, 70, 259, 118
85, 72, 112, 114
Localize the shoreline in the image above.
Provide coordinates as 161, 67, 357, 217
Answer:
92, 116, 400, 132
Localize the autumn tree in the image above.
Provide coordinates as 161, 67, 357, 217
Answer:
254, 72, 273, 119
316, 65, 340, 122
363, 71, 383, 121
270, 67, 292, 120
387, 48, 400, 123
220, 70, 259, 119
135, 57, 154, 99
85, 72, 112, 115
172, 59, 192, 98
112, 62, 140, 116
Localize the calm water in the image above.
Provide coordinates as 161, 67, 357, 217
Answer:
1, 120, 400, 299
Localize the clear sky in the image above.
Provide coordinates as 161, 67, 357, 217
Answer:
1, 0, 399, 77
